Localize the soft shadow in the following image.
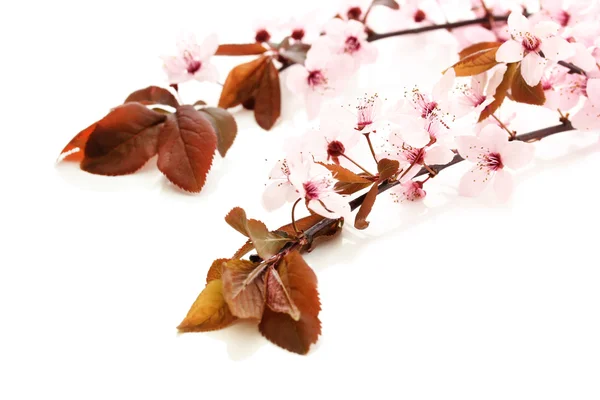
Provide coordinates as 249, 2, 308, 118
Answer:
203, 320, 267, 361
55, 156, 163, 193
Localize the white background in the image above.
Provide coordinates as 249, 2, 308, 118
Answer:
2, 1, 600, 399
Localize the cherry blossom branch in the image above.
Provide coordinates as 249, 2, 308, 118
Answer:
300, 120, 574, 242
366, 15, 509, 42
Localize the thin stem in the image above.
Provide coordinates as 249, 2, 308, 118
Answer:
291, 198, 302, 235
367, 15, 509, 42
364, 133, 378, 164
341, 154, 374, 176
558, 60, 588, 76
492, 114, 515, 138
361, 2, 374, 23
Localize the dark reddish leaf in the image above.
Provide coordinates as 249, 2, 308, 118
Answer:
225, 207, 250, 237
479, 63, 518, 122
511, 64, 546, 105
222, 259, 267, 319
377, 158, 400, 181
206, 258, 229, 283
58, 122, 97, 162
318, 163, 372, 184
254, 60, 281, 130
124, 86, 179, 108
277, 214, 324, 237
265, 266, 300, 320
193, 100, 207, 107
354, 183, 379, 230
216, 43, 267, 56
218, 56, 270, 109
335, 180, 374, 195
259, 251, 321, 355
372, 0, 400, 9
451, 46, 500, 77
81, 103, 166, 175
157, 105, 217, 193
177, 279, 237, 332
459, 42, 502, 59
197, 107, 238, 157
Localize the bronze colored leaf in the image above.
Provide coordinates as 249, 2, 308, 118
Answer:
479, 62, 518, 122
216, 43, 267, 56
334, 180, 374, 195
177, 279, 237, 332
225, 207, 250, 237
193, 100, 207, 107
354, 183, 379, 230
224, 207, 291, 259
157, 105, 217, 193
458, 42, 502, 60
254, 60, 281, 130
372, 0, 400, 9
452, 46, 500, 77
218, 56, 270, 109
259, 251, 321, 355
265, 266, 300, 320
206, 258, 229, 283
197, 107, 238, 157
318, 163, 372, 184
233, 240, 254, 259
276, 214, 325, 237
222, 259, 268, 319
377, 158, 400, 181
58, 122, 97, 162
511, 64, 546, 105
124, 86, 179, 108
81, 103, 167, 175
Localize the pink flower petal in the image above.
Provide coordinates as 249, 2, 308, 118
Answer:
424, 145, 455, 165
500, 141, 535, 169
587, 78, 600, 107
508, 11, 531, 36
286, 65, 309, 95
540, 36, 575, 61
496, 40, 525, 63
456, 135, 486, 161
199, 33, 219, 60
263, 182, 292, 211
571, 100, 600, 131
478, 124, 509, 153
194, 62, 218, 82
493, 169, 514, 202
308, 193, 350, 220
533, 21, 560, 39
459, 165, 493, 198
305, 91, 324, 120
521, 52, 547, 86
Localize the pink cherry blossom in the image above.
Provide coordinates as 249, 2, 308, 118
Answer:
541, 66, 579, 111
320, 93, 389, 134
539, 0, 595, 29
318, 19, 378, 67
572, 77, 600, 131
262, 158, 300, 211
450, 65, 506, 119
456, 125, 535, 202
161, 33, 219, 85
391, 180, 427, 203
286, 42, 355, 119
338, 0, 373, 21
496, 11, 575, 86
288, 161, 351, 220
299, 126, 361, 164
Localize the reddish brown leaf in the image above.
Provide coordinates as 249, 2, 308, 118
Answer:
193, 100, 207, 107
318, 163, 372, 184
254, 60, 281, 130
177, 279, 237, 332
233, 240, 254, 259
197, 107, 238, 157
206, 258, 229, 283
124, 86, 179, 108
276, 214, 325, 237
80, 103, 167, 175
259, 251, 321, 355
222, 259, 267, 319
58, 122, 97, 162
224, 207, 291, 259
354, 183, 379, 230
157, 105, 217, 193
216, 43, 267, 56
265, 266, 300, 320
458, 42, 502, 59
377, 158, 400, 181
334, 180, 374, 195
479, 63, 518, 122
511, 64, 546, 105
218, 56, 270, 109
279, 42, 311, 65
452, 46, 500, 77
